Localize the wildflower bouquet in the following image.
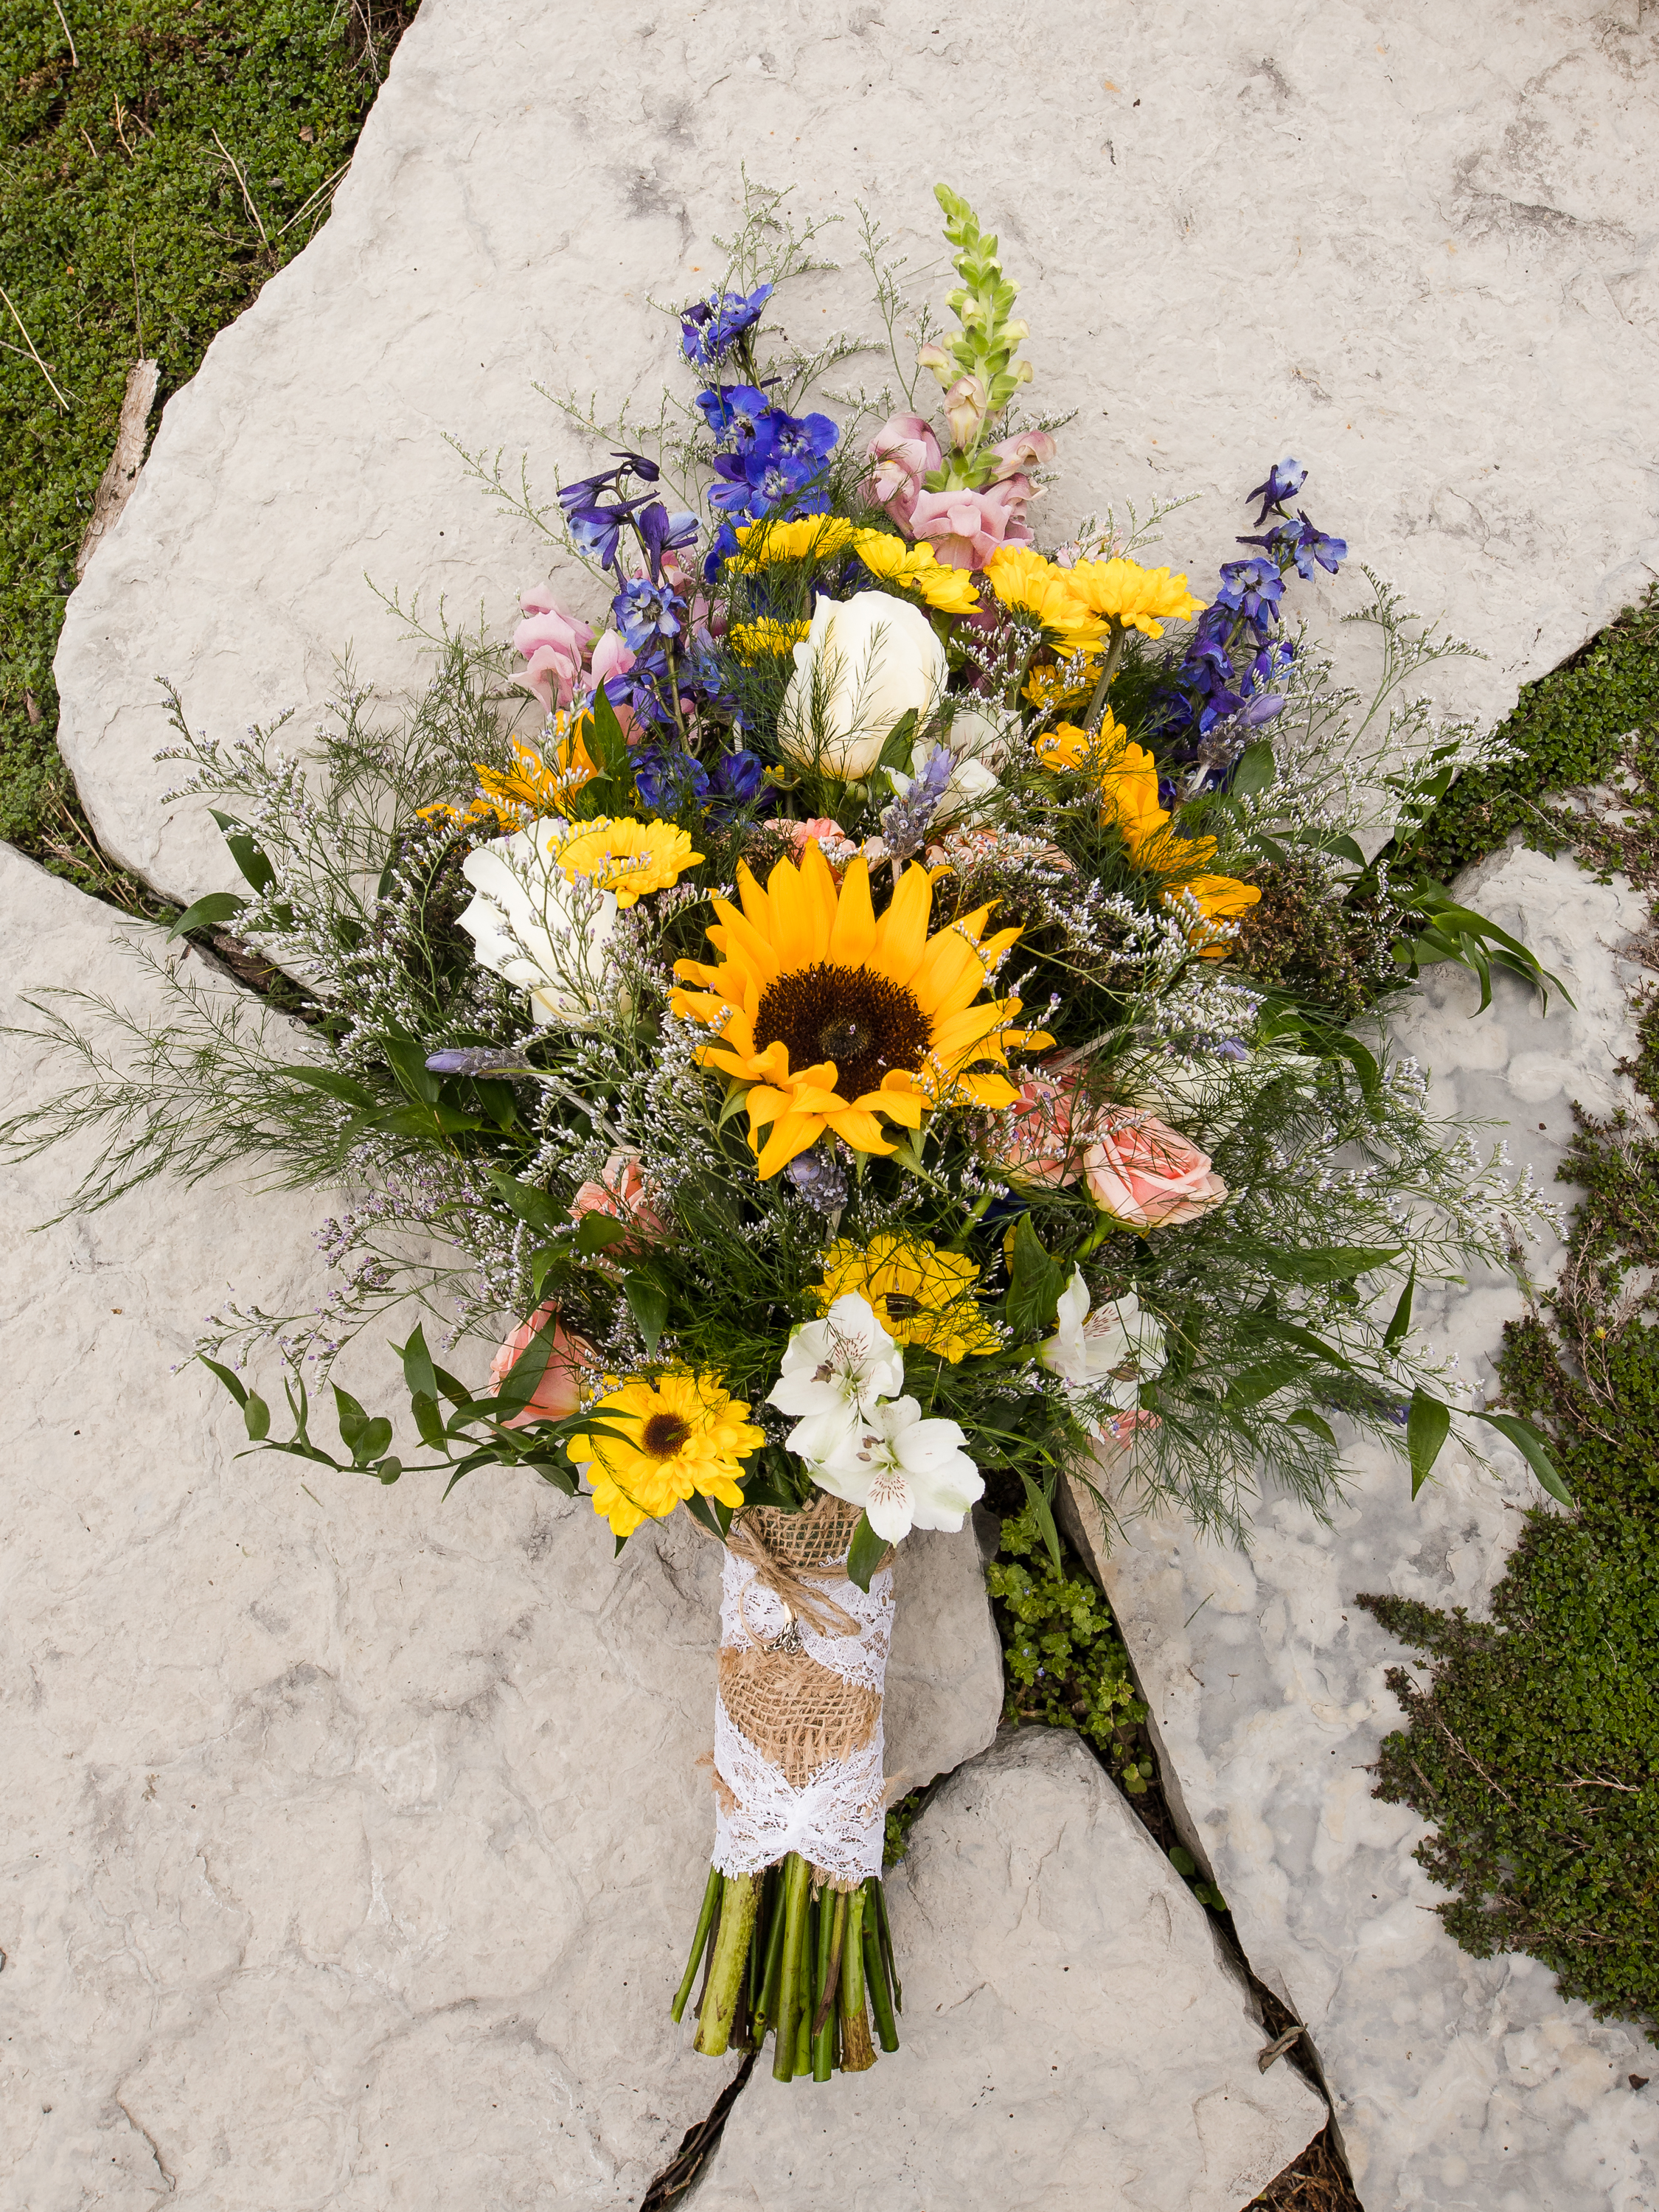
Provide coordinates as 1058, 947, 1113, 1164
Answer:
7, 183, 1568, 2081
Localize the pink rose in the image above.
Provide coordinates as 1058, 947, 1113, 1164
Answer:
569, 1152, 668, 1248
990, 1070, 1097, 1189
865, 412, 943, 529
512, 588, 594, 714
1082, 1111, 1228, 1229
489, 1302, 588, 1427
907, 476, 1037, 570
787, 816, 855, 865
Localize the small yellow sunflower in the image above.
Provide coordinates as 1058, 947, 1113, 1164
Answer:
728, 617, 813, 663
818, 1231, 1001, 1361
555, 817, 704, 908
729, 515, 858, 569
670, 840, 1048, 1178
850, 530, 984, 616
1064, 557, 1206, 639
984, 545, 1106, 655
566, 1371, 762, 1539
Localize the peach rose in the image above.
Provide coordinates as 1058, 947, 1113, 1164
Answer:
569, 1152, 668, 1247
990, 1071, 1096, 1189
489, 1302, 588, 1427
1082, 1110, 1228, 1229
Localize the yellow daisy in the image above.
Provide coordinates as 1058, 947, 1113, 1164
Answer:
728, 617, 813, 662
420, 720, 600, 833
1064, 557, 1206, 639
566, 1371, 762, 1540
669, 840, 1047, 1178
984, 545, 1106, 654
728, 515, 858, 569
555, 817, 704, 908
1166, 873, 1263, 957
1033, 709, 1130, 775
818, 1231, 1000, 1361
850, 530, 984, 616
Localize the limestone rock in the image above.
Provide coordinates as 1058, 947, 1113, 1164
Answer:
0, 848, 998, 2209
695, 1727, 1325, 2212
53, 0, 1659, 902
1074, 848, 1659, 2210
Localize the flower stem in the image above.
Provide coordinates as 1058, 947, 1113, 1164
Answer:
871, 1874, 903, 2013
671, 1865, 723, 2023
1083, 622, 1128, 734
811, 1885, 838, 2081
695, 1871, 762, 2056
754, 1867, 788, 2040
771, 1852, 812, 2083
862, 1902, 900, 2052
793, 1891, 815, 2076
839, 1886, 877, 2070
811, 1887, 848, 2040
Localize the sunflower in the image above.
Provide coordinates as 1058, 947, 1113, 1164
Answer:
565, 1371, 762, 1539
850, 530, 984, 616
669, 840, 1046, 1178
728, 617, 813, 663
1064, 557, 1206, 639
555, 817, 704, 908
818, 1231, 1000, 1361
729, 515, 858, 569
984, 546, 1105, 654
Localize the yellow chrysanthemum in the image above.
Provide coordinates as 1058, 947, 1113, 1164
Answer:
419, 720, 600, 834
556, 817, 704, 908
566, 1371, 762, 1540
849, 530, 984, 616
1064, 557, 1206, 639
1166, 873, 1263, 957
669, 839, 1048, 1178
1033, 709, 1130, 775
728, 617, 813, 662
1023, 655, 1103, 713
1036, 724, 1224, 880
729, 515, 858, 570
817, 1231, 1000, 1362
984, 545, 1106, 654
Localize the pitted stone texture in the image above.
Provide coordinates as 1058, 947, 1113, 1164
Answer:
0, 849, 998, 2210
55, 0, 1659, 902
695, 1728, 1325, 2212
1074, 847, 1659, 2211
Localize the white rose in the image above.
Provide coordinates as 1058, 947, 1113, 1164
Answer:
945, 701, 1018, 772
457, 817, 620, 1026
778, 591, 947, 782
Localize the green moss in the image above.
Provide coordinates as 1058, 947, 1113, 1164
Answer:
0, 0, 412, 897
1409, 584, 1659, 883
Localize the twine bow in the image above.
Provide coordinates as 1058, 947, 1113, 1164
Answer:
723, 1514, 868, 1642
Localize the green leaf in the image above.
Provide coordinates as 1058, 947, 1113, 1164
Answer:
1004, 1214, 1070, 1340
223, 829, 275, 894
1383, 1263, 1417, 1350
410, 1391, 447, 1450
1225, 1355, 1304, 1409
333, 1385, 369, 1454
355, 1417, 393, 1464
397, 1324, 440, 1405
717, 1083, 752, 1133
526, 1458, 580, 1498
469, 1077, 521, 1130
1472, 1411, 1574, 1507
198, 1354, 248, 1408
1168, 1845, 1198, 1878
586, 684, 636, 792
1406, 1388, 1452, 1498
490, 1172, 564, 1237
574, 1211, 629, 1256
383, 1037, 442, 1105
243, 1393, 270, 1442
846, 1512, 888, 1593
1214, 1239, 1403, 1286
1248, 1317, 1355, 1373
1020, 1471, 1063, 1574
625, 1275, 670, 1357
375, 1458, 403, 1485
876, 706, 921, 776
684, 1491, 735, 1541
1286, 1408, 1338, 1447
492, 1317, 555, 1415
277, 1063, 381, 1111
166, 891, 248, 942
1231, 742, 1276, 799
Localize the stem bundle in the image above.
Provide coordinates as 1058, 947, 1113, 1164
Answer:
674, 1855, 901, 2079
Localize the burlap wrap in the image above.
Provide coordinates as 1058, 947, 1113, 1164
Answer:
708, 1493, 895, 1885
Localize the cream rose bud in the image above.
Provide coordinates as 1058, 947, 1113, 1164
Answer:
778, 591, 948, 782
457, 818, 620, 1026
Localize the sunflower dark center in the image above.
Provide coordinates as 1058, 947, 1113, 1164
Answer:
641, 1411, 693, 1458
754, 961, 931, 1100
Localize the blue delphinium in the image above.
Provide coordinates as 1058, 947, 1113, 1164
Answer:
1244, 456, 1307, 526
680, 284, 773, 370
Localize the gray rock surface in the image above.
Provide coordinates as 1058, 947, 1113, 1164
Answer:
1074, 846, 1659, 2211
0, 848, 1000, 2210
55, 0, 1659, 902
695, 1728, 1326, 2212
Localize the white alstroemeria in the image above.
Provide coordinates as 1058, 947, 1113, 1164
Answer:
457, 817, 620, 1026
765, 1294, 904, 1465
810, 1395, 984, 1543
1040, 1267, 1167, 1434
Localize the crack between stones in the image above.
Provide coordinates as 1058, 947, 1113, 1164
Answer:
114, 2094, 178, 2196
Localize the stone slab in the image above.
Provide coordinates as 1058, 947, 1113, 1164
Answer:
55, 0, 1659, 904
1072, 846, 1659, 2211
0, 847, 999, 2210
695, 1727, 1326, 2212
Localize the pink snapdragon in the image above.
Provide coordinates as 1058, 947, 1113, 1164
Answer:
865, 412, 943, 529
512, 589, 594, 713
906, 476, 1037, 569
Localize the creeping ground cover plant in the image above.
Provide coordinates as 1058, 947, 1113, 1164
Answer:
4, 183, 1570, 2079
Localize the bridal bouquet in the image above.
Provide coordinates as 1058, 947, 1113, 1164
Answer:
8, 184, 1567, 2079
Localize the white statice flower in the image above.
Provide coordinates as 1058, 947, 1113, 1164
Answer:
457, 817, 620, 1026
765, 1293, 905, 1465
811, 1396, 984, 1543
777, 591, 947, 780
1040, 1267, 1167, 1436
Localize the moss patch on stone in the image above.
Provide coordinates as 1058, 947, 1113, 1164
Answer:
0, 0, 412, 903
